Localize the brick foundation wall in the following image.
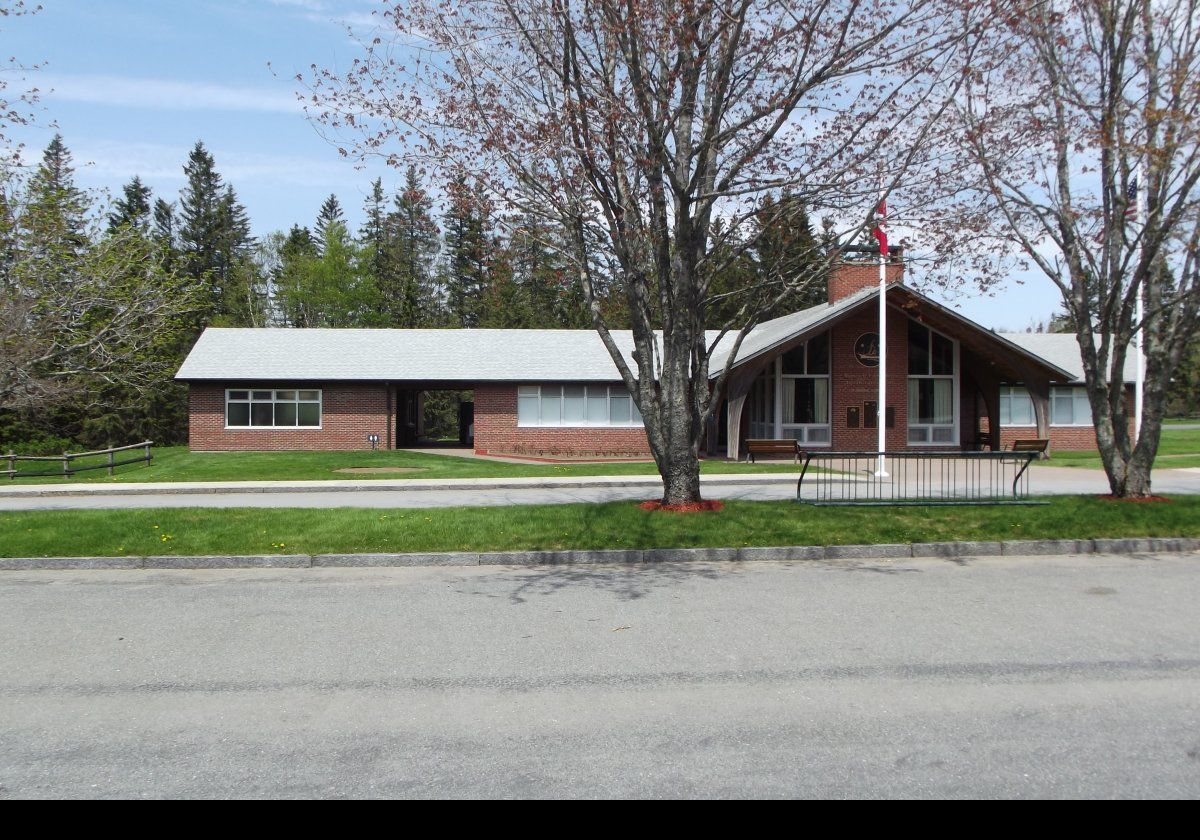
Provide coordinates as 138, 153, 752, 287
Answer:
998, 426, 1100, 451
473, 384, 653, 457
189, 382, 390, 451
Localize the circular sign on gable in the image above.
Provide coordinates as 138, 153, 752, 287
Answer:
854, 333, 880, 367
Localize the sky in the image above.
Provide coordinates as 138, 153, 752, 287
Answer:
5, 0, 1064, 330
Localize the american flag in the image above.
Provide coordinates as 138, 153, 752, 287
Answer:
1124, 176, 1139, 220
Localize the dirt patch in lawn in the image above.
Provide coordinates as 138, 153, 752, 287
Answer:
333, 467, 430, 474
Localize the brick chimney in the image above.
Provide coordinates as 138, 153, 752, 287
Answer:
828, 248, 904, 303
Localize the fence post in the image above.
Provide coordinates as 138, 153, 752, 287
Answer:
144, 442, 151, 468
62, 451, 70, 478
6, 450, 13, 480
107, 449, 115, 477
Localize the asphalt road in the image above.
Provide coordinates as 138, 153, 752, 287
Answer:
2, 552, 1198, 799
3, 467, 1199, 510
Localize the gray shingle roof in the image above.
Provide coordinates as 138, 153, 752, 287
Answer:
995, 332, 1138, 383
175, 284, 1115, 385
175, 327, 670, 382
176, 286, 877, 383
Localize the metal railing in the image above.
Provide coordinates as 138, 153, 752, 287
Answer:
797, 450, 1041, 505
3, 441, 153, 479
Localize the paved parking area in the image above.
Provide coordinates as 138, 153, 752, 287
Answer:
2, 552, 1198, 798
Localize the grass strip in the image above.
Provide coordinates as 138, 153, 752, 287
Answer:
3, 496, 1199, 558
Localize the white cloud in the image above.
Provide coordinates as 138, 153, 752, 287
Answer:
40, 73, 301, 114
70, 139, 358, 190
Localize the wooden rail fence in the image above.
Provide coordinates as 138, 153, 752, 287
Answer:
3, 441, 153, 479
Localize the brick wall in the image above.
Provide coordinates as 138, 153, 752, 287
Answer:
473, 384, 653, 457
996, 389, 1136, 452
189, 382, 390, 451
828, 260, 904, 303
998, 425, 1100, 451
828, 308, 911, 450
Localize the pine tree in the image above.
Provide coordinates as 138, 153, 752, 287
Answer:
382, 166, 439, 327
20, 134, 90, 264
441, 173, 493, 328
360, 178, 387, 284
754, 192, 823, 313
177, 142, 252, 323
315, 193, 344, 251
107, 175, 152, 233
510, 208, 588, 328
151, 198, 178, 272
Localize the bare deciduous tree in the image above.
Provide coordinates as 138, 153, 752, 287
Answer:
305, 0, 982, 504
920, 0, 1200, 498
1, 226, 201, 410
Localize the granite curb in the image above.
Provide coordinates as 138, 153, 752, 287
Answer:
3, 537, 1198, 570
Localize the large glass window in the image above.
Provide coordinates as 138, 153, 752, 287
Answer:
1051, 386, 1093, 426
226, 389, 321, 428
517, 385, 644, 427
1000, 386, 1035, 426
907, 322, 956, 444
779, 332, 831, 445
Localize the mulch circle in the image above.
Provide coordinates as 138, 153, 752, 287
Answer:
1097, 494, 1172, 503
638, 499, 725, 513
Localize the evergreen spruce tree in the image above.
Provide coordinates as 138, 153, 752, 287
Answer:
441, 173, 492, 328
20, 134, 89, 264
315, 193, 344, 251
360, 178, 387, 285
151, 198, 177, 271
107, 175, 152, 233
177, 142, 252, 323
383, 166, 439, 327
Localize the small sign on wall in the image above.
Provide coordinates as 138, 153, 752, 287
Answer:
854, 333, 880, 367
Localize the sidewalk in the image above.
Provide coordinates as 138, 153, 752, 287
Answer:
0, 472, 800, 498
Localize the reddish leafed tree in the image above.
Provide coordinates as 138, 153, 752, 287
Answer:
304, 0, 983, 504
915, 0, 1200, 498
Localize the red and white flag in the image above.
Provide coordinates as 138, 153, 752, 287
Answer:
872, 200, 889, 256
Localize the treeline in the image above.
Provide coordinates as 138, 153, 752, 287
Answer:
1, 135, 827, 451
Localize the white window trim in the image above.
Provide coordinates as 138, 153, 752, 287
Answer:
907, 327, 959, 447
1050, 386, 1094, 427
517, 384, 644, 428
775, 354, 831, 447
225, 388, 323, 430
999, 385, 1037, 428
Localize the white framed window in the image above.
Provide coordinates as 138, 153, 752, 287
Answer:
226, 388, 322, 429
517, 385, 644, 427
1000, 386, 1035, 427
778, 332, 831, 446
907, 322, 958, 445
1051, 386, 1093, 426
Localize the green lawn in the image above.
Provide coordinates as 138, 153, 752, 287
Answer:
2, 496, 1198, 558
1035, 427, 1200, 470
5, 426, 1198, 484
2, 445, 805, 484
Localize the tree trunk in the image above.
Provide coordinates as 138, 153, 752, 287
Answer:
662, 448, 702, 506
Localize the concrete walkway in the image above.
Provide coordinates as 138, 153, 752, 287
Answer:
1, 466, 1198, 510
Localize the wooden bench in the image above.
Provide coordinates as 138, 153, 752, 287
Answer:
745, 439, 803, 464
1009, 438, 1049, 459
1010, 438, 1049, 453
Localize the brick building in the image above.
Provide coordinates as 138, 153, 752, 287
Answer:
176, 258, 1132, 456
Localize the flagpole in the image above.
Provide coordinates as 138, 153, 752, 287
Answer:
875, 197, 889, 478
1135, 158, 1145, 439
